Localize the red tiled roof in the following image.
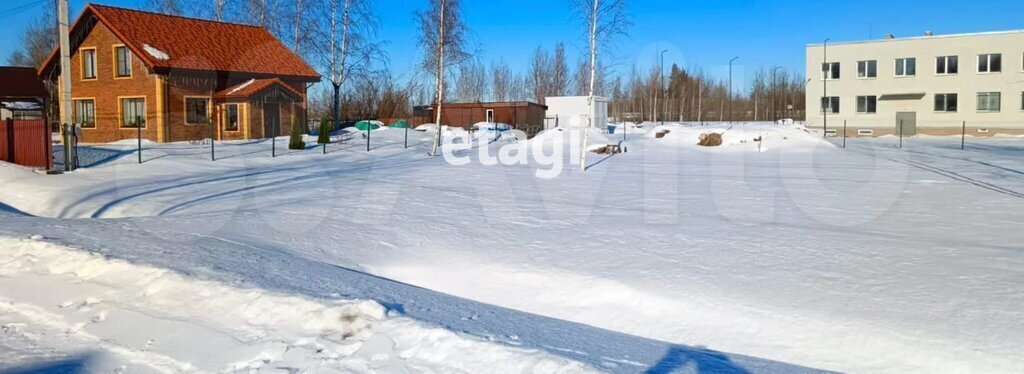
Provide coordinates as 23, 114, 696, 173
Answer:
41, 4, 320, 80
0, 67, 47, 99
215, 78, 302, 99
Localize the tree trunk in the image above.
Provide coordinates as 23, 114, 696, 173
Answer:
580, 0, 598, 172
430, 0, 446, 157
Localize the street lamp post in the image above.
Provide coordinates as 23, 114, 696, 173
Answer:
771, 66, 782, 123
728, 57, 739, 124
823, 38, 830, 138
660, 49, 668, 126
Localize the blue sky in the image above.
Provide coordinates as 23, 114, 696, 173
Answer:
4, 0, 1024, 91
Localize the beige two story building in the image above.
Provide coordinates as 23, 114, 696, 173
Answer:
806, 30, 1024, 137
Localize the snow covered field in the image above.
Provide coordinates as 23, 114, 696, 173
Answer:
1, 123, 1022, 372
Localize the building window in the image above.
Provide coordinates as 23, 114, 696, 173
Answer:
73, 99, 95, 128
977, 92, 1001, 112
1021, 92, 1024, 111
857, 60, 877, 78
120, 98, 146, 128
224, 104, 239, 131
936, 56, 958, 75
821, 62, 840, 80
186, 98, 209, 124
81, 49, 96, 80
978, 54, 1001, 73
934, 93, 957, 112
115, 46, 132, 78
821, 96, 839, 114
895, 58, 916, 77
856, 96, 876, 113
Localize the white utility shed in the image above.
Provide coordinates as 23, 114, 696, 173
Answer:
544, 96, 609, 130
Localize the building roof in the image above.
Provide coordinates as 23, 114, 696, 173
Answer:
40, 4, 320, 80
807, 29, 1024, 47
0, 66, 47, 101
214, 78, 302, 99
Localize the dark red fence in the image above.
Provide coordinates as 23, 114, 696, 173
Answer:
0, 119, 52, 170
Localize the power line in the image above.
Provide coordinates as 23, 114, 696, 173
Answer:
0, 0, 47, 18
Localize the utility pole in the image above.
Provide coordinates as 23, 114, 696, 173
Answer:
823, 38, 830, 138
728, 57, 739, 124
660, 49, 668, 126
57, 0, 74, 171
771, 66, 782, 122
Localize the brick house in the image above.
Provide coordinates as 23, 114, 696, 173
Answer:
38, 4, 320, 143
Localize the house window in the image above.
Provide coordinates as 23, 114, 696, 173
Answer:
821, 96, 839, 114
895, 58, 916, 77
82, 49, 96, 79
978, 54, 1001, 73
821, 62, 840, 80
977, 92, 1001, 112
120, 98, 146, 128
186, 98, 209, 124
73, 99, 95, 128
856, 96, 877, 113
1021, 92, 1024, 111
934, 94, 957, 112
857, 60, 876, 78
936, 56, 958, 75
115, 46, 132, 78
224, 104, 239, 131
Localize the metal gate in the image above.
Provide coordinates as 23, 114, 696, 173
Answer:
0, 119, 53, 169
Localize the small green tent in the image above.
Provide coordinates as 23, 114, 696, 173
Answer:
355, 120, 381, 131
389, 120, 410, 128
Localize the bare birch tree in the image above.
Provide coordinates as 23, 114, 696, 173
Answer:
571, 0, 629, 171
491, 60, 512, 102
552, 43, 569, 96
417, 0, 470, 156
311, 0, 378, 131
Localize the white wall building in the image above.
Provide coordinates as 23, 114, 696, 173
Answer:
806, 30, 1024, 137
544, 96, 609, 130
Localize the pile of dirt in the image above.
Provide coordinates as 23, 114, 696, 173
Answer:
655, 130, 671, 139
590, 144, 624, 154
698, 133, 723, 147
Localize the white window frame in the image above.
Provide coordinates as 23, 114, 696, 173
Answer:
977, 92, 1001, 113
821, 62, 840, 80
977, 53, 1001, 74
895, 58, 916, 77
934, 93, 958, 113
935, 55, 958, 75
485, 109, 495, 123
857, 60, 877, 79
856, 95, 877, 114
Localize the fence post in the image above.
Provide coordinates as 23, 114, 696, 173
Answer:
404, 125, 409, 149
209, 120, 215, 161
843, 120, 847, 148
136, 115, 142, 164
898, 119, 903, 149
5, 119, 14, 163
366, 123, 371, 152
961, 121, 966, 150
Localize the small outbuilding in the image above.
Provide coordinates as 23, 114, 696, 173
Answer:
413, 101, 548, 138
544, 96, 609, 131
